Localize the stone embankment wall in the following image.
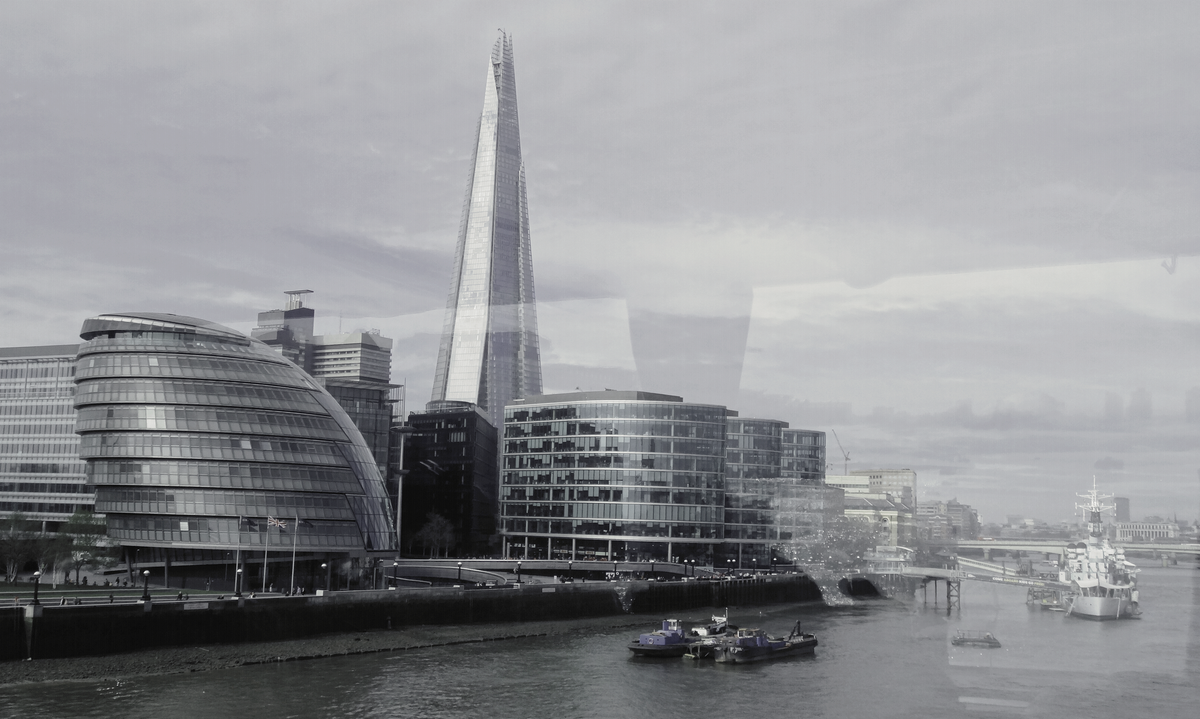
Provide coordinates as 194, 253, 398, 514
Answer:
3, 574, 822, 661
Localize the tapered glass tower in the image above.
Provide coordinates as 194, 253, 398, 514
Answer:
431, 32, 542, 429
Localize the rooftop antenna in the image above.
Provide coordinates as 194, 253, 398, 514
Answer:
830, 429, 851, 475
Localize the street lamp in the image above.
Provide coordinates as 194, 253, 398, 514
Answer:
321, 563, 329, 592
516, 561, 522, 584
568, 560, 573, 583
141, 569, 151, 601
650, 561, 655, 581
235, 568, 243, 598
392, 560, 399, 588
457, 561, 463, 583
613, 560, 619, 580
32, 571, 41, 605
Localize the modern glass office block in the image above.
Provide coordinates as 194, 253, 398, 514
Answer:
431, 32, 542, 430
0, 344, 91, 525
75, 312, 396, 561
499, 390, 725, 563
720, 417, 787, 569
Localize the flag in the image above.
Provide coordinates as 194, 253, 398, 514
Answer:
268, 516, 287, 529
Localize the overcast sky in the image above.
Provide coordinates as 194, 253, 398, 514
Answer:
2, 2, 1197, 522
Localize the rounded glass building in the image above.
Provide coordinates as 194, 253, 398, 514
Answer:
75, 313, 395, 583
500, 390, 726, 563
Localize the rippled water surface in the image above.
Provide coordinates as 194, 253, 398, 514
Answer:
2, 567, 1196, 718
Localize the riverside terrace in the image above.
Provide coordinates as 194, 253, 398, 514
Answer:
0, 569, 823, 661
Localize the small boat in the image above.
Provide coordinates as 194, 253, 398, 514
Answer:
691, 612, 735, 637
628, 619, 696, 657
688, 621, 818, 663
951, 630, 1001, 648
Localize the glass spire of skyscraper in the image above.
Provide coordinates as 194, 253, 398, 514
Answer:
431, 31, 542, 428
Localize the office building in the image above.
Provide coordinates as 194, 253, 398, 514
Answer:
1114, 496, 1130, 523
916, 499, 980, 541
76, 312, 396, 586
399, 401, 498, 556
720, 417, 786, 569
500, 391, 725, 563
0, 344, 92, 527
776, 429, 841, 546
431, 32, 543, 430
850, 468, 917, 506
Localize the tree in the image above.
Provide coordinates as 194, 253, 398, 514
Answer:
413, 513, 456, 558
61, 510, 111, 585
0, 512, 33, 583
782, 515, 882, 571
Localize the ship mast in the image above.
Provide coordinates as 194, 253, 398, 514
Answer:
1075, 476, 1115, 540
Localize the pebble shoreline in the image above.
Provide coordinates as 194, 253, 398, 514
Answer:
0, 616, 649, 687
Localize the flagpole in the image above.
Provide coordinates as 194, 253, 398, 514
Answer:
290, 515, 299, 594
235, 515, 242, 596
262, 518, 269, 593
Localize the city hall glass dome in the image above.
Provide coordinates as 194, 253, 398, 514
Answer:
75, 312, 396, 556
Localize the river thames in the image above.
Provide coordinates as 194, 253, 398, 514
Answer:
2, 566, 1196, 718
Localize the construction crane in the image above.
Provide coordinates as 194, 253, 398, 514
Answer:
830, 429, 851, 475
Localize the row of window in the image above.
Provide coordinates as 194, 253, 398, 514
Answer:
79, 433, 350, 466
0, 423, 77, 436
76, 406, 347, 441
505, 453, 723, 472
0, 402, 77, 416
506, 403, 726, 424
502, 520, 721, 540
76, 354, 310, 389
95, 488, 355, 521
0, 442, 79, 455
0, 482, 91, 494
0, 387, 74, 399
75, 379, 326, 414
105, 515, 364, 547
81, 334, 259, 358
503, 487, 722, 506
88, 460, 363, 494
0, 501, 92, 514
0, 461, 85, 474
0, 363, 75, 379
504, 419, 725, 440
501, 501, 723, 523
501, 469, 723, 489
504, 437, 722, 456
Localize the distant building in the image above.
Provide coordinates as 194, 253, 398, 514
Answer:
400, 401, 498, 556
1116, 520, 1178, 541
849, 468, 917, 506
77, 312, 396, 589
843, 496, 914, 547
1114, 496, 1130, 523
500, 390, 726, 564
252, 292, 398, 475
916, 499, 980, 541
0, 344, 92, 527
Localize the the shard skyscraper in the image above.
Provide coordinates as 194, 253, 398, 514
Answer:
431, 32, 542, 429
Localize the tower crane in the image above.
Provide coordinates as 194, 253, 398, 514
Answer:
830, 428, 851, 475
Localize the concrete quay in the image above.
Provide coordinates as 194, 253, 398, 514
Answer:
2, 574, 822, 662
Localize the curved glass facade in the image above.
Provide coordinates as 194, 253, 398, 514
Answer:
76, 312, 396, 556
500, 392, 726, 563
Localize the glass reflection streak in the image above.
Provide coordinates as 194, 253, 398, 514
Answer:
500, 391, 727, 562
75, 313, 395, 553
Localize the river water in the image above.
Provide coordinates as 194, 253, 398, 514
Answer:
2, 567, 1196, 718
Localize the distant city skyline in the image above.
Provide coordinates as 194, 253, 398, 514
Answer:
1, 3, 1197, 522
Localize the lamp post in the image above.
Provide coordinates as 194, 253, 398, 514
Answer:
613, 560, 619, 580
235, 568, 243, 598
650, 561, 655, 581
568, 560, 573, 583
392, 560, 399, 588
32, 571, 41, 605
321, 563, 329, 592
457, 561, 463, 583
515, 561, 521, 584
753, 558, 758, 575
141, 569, 151, 601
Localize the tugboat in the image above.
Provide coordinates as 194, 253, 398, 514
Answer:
629, 619, 693, 657
1061, 480, 1140, 621
688, 621, 818, 663
951, 630, 1002, 648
